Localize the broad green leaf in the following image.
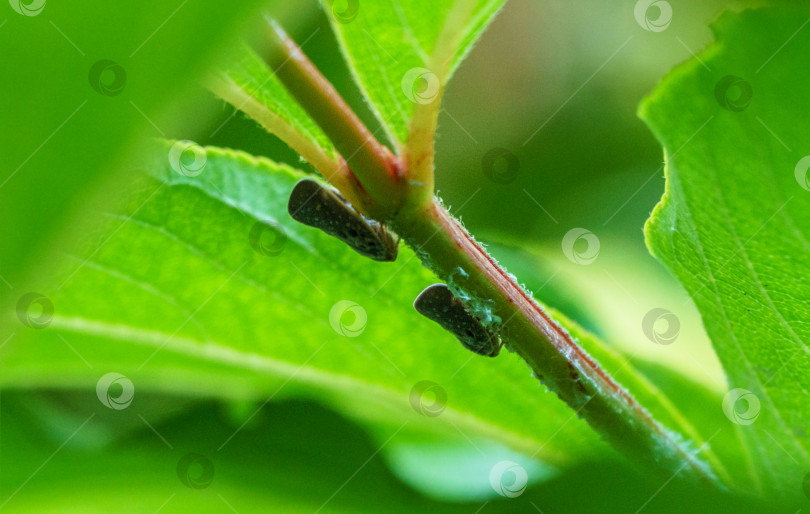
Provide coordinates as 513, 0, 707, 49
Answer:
640, 6, 810, 500
321, 0, 508, 149
1, 142, 603, 471
2, 141, 725, 484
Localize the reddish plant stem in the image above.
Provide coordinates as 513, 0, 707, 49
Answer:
262, 19, 402, 218
257, 17, 717, 486
391, 200, 715, 484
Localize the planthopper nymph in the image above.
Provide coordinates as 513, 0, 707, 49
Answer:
414, 283, 501, 357
288, 178, 399, 262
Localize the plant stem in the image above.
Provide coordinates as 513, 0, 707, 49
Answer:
257, 16, 718, 486
262, 19, 403, 218
391, 200, 716, 485
206, 75, 373, 211
405, 0, 477, 203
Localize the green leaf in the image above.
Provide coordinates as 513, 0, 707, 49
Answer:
210, 41, 343, 176
640, 6, 810, 500
2, 141, 726, 485
1, 141, 606, 472
321, 0, 507, 149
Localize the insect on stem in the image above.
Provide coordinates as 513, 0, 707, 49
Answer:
289, 178, 399, 262
414, 283, 501, 357
262, 16, 404, 219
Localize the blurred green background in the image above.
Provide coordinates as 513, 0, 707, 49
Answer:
0, 0, 785, 512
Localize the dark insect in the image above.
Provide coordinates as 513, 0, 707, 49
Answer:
288, 178, 399, 262
413, 283, 501, 357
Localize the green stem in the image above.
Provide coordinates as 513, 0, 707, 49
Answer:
257, 15, 719, 486
262, 18, 403, 218
391, 200, 717, 485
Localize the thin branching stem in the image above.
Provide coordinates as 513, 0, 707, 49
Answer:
256, 13, 721, 487
207, 75, 372, 210
262, 19, 403, 218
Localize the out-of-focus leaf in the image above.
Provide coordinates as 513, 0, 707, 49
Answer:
0, 393, 485, 513
0, 0, 272, 286
0, 390, 768, 513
